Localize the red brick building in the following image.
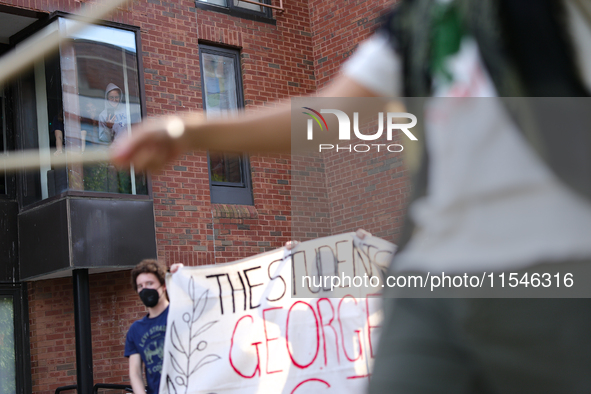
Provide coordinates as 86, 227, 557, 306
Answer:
0, 0, 403, 392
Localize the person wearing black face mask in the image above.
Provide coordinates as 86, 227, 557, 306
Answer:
139, 286, 162, 308
124, 259, 182, 394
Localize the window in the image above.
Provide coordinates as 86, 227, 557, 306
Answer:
15, 18, 147, 206
195, 0, 275, 24
0, 295, 16, 392
0, 285, 31, 394
199, 45, 253, 205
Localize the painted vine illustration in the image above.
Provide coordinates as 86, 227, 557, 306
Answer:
165, 277, 220, 394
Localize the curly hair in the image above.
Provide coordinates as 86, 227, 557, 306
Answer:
131, 259, 167, 292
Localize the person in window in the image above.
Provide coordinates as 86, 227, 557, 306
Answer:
82, 100, 110, 192
81, 101, 101, 150
113, 1, 591, 392
99, 83, 127, 144
99, 83, 132, 193
126, 260, 182, 394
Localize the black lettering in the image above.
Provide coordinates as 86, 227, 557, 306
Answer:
227, 272, 247, 313
243, 266, 264, 309
267, 259, 286, 302
291, 250, 320, 296
316, 245, 338, 291
205, 274, 226, 315
335, 240, 351, 288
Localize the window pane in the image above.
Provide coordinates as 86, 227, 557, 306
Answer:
61, 19, 147, 195
0, 296, 16, 394
202, 53, 239, 116
197, 0, 227, 5
16, 61, 53, 205
201, 46, 252, 205
234, 0, 262, 12
210, 152, 243, 184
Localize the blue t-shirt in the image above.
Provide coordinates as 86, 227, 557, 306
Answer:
124, 306, 169, 394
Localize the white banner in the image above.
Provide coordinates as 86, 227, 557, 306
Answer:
160, 233, 395, 394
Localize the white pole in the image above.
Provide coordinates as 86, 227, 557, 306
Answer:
122, 48, 137, 194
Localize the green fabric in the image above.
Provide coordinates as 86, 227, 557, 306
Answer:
383, 0, 591, 246
430, 2, 465, 84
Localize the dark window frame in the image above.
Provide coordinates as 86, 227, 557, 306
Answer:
207, 151, 254, 205
0, 284, 32, 394
0, 90, 16, 200
1, 95, 5, 196
199, 44, 254, 206
195, 0, 276, 25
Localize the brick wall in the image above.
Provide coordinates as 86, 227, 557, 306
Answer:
145, 0, 319, 265
28, 278, 76, 393
290, 152, 332, 241
295, 0, 407, 244
308, 0, 394, 89
209, 153, 293, 262
323, 133, 410, 244
89, 272, 142, 386
291, 131, 410, 246
28, 272, 144, 393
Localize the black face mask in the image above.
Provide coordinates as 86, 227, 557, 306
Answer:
139, 287, 161, 308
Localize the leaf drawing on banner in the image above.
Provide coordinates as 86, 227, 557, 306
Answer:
170, 353, 185, 376
189, 354, 222, 375
170, 322, 187, 356
192, 286, 208, 322
191, 320, 218, 340
166, 376, 178, 394
165, 284, 220, 394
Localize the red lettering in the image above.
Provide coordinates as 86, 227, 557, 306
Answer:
317, 298, 340, 365
346, 373, 370, 380
229, 315, 261, 378
290, 378, 331, 393
286, 301, 320, 369
262, 307, 284, 374
337, 295, 363, 362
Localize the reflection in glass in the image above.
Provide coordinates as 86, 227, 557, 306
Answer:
17, 62, 53, 205
0, 296, 16, 394
234, 0, 262, 12
197, 0, 264, 12
201, 46, 252, 204
197, 0, 227, 5
202, 53, 245, 185
202, 53, 238, 116
16, 19, 147, 205
61, 19, 146, 195
209, 152, 243, 184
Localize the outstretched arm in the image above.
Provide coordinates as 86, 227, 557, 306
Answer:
111, 75, 378, 171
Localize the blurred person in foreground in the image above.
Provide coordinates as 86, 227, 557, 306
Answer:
114, 1, 591, 392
